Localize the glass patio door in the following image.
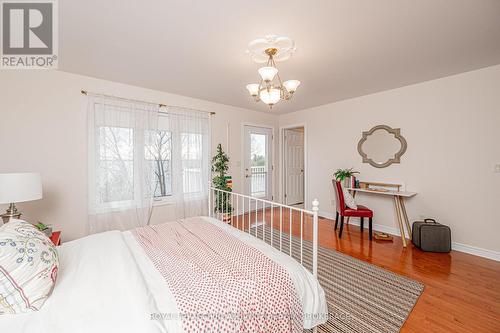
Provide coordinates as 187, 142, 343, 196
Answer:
243, 125, 273, 200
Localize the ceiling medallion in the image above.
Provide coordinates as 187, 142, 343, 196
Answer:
245, 35, 300, 109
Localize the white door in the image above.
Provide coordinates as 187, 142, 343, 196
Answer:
243, 125, 273, 200
284, 128, 304, 205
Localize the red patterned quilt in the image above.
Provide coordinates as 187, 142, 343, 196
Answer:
132, 217, 303, 332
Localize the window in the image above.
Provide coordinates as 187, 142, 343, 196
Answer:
90, 98, 209, 218
145, 130, 172, 198
96, 127, 207, 209
97, 127, 206, 207
98, 126, 134, 204
250, 133, 267, 198
181, 133, 203, 194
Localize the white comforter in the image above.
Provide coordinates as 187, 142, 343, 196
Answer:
0, 217, 327, 332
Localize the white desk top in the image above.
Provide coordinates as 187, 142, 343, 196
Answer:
346, 187, 417, 198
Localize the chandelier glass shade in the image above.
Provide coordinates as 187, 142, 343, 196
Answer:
259, 88, 281, 105
258, 66, 278, 81
245, 83, 260, 97
246, 47, 300, 109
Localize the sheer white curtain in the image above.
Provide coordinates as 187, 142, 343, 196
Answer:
162, 106, 210, 219
87, 94, 159, 234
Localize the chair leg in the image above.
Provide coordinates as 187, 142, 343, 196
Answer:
339, 216, 345, 238
369, 217, 373, 240
360, 217, 364, 232
334, 212, 339, 230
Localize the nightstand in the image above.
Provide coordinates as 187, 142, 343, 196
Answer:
49, 231, 61, 246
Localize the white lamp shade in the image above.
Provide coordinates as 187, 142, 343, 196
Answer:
246, 83, 260, 96
258, 66, 278, 81
259, 88, 281, 105
0, 173, 42, 204
283, 80, 301, 93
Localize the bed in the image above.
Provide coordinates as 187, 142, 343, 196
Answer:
0, 190, 327, 332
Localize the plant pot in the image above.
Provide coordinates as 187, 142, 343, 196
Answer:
43, 226, 52, 237
342, 178, 351, 188
217, 212, 232, 223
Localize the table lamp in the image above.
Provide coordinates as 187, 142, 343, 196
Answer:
0, 173, 42, 223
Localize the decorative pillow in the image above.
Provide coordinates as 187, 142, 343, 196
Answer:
342, 187, 358, 210
0, 219, 59, 314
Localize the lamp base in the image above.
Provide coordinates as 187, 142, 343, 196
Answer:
1, 203, 22, 224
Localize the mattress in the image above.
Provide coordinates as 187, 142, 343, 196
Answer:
0, 216, 327, 332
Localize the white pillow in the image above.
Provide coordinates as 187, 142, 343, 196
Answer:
342, 187, 358, 210
0, 219, 59, 314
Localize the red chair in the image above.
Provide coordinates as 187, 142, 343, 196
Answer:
332, 180, 373, 239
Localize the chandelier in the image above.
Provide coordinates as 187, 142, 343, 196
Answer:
245, 36, 300, 109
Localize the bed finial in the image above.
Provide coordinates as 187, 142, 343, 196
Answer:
312, 199, 319, 211
312, 198, 319, 279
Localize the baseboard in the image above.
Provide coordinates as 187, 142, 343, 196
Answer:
319, 211, 402, 236
318, 211, 500, 262
450, 242, 500, 262
318, 211, 336, 220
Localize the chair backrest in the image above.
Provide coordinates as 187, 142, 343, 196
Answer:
332, 179, 346, 214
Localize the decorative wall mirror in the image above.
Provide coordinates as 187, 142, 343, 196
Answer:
357, 125, 407, 168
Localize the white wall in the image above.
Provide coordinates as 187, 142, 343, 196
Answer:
2, 65, 499, 258
279, 65, 500, 255
0, 70, 278, 241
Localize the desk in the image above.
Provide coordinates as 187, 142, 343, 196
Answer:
346, 187, 417, 247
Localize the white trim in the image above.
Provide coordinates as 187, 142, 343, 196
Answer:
451, 243, 500, 262
318, 211, 500, 262
240, 122, 276, 201
279, 123, 307, 208
343, 216, 402, 236
152, 196, 174, 206
225, 121, 229, 155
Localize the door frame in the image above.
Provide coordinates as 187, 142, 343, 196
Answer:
280, 123, 307, 207
240, 122, 275, 201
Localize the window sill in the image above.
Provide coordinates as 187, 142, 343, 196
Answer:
151, 193, 207, 207
153, 198, 175, 207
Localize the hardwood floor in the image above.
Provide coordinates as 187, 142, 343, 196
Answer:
229, 208, 500, 333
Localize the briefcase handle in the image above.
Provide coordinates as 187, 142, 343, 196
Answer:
424, 218, 437, 223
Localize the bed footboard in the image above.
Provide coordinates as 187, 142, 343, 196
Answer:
208, 186, 319, 279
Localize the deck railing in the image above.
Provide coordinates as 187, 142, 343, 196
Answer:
250, 165, 266, 197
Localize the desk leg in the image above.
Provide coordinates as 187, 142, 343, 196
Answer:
394, 196, 407, 247
399, 196, 412, 242
346, 191, 356, 225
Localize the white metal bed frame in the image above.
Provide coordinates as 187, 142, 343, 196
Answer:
208, 186, 319, 279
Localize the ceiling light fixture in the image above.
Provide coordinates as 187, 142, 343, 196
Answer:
245, 35, 300, 109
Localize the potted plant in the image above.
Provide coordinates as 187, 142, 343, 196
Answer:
333, 168, 359, 188
211, 144, 232, 222
34, 221, 52, 237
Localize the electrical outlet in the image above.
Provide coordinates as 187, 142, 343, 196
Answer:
494, 164, 500, 173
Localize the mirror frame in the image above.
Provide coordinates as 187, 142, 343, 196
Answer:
357, 125, 407, 168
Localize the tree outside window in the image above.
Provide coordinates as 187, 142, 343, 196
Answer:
145, 130, 172, 198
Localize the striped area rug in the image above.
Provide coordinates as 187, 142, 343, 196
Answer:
249, 225, 424, 333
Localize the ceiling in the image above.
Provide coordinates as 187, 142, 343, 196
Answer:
59, 0, 500, 114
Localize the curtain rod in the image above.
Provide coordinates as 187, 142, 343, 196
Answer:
81, 90, 216, 115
